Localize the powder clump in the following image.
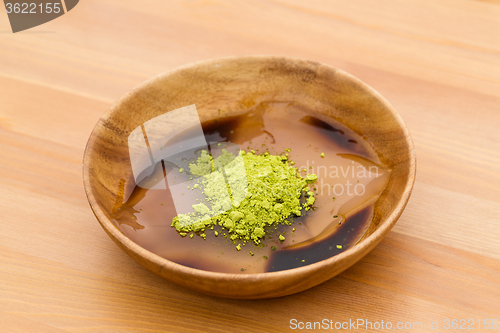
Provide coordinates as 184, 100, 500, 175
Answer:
171, 149, 317, 245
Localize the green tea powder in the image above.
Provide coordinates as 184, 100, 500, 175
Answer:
171, 149, 317, 248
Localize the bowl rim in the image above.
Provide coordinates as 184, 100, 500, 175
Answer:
83, 55, 416, 284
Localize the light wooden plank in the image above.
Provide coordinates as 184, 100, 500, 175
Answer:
1, 0, 499, 330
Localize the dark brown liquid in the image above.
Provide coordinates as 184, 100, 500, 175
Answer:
112, 102, 391, 273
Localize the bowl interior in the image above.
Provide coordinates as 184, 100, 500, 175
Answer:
83, 56, 415, 298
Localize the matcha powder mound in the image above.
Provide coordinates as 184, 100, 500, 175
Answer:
171, 149, 317, 246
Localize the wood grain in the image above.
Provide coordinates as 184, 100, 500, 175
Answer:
1, 0, 499, 331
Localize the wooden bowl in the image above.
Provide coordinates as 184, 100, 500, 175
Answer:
83, 56, 416, 299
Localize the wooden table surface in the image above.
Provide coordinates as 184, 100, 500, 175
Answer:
1, 1, 500, 332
